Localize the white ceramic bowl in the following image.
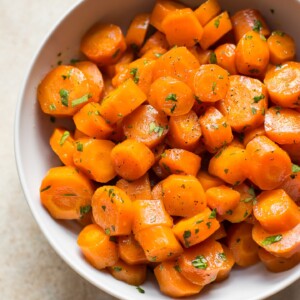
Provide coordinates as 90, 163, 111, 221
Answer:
15, 0, 300, 299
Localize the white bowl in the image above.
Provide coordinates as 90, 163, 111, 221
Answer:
15, 0, 300, 299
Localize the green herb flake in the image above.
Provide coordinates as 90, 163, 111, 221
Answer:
209, 208, 217, 219
71, 94, 90, 107
292, 164, 300, 173
80, 205, 91, 216
49, 103, 56, 111
209, 52, 217, 64
59, 89, 69, 107
218, 252, 227, 261
62, 69, 72, 80
224, 168, 229, 174
150, 256, 157, 262
149, 122, 165, 137
260, 34, 267, 41
226, 209, 233, 215
196, 219, 203, 224
113, 266, 122, 272
261, 234, 283, 246
174, 265, 181, 272
222, 122, 227, 128
251, 107, 257, 115
274, 106, 282, 115
76, 142, 84, 152
192, 255, 208, 269
206, 222, 212, 229
253, 94, 265, 103
154, 52, 163, 58
212, 81, 217, 94
242, 186, 257, 204
214, 17, 221, 28
101, 205, 106, 212
183, 230, 191, 247
105, 228, 111, 236
170, 104, 177, 113
165, 93, 177, 102
161, 152, 167, 158
130, 68, 139, 84
253, 19, 263, 32
59, 131, 70, 146
136, 286, 145, 294
40, 185, 51, 192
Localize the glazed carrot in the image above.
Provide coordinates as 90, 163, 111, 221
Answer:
109, 120, 125, 143
132, 199, 173, 234
108, 259, 147, 286
74, 61, 104, 102
92, 185, 133, 236
199, 11, 233, 50
149, 0, 185, 32
99, 78, 147, 124
229, 137, 245, 149
215, 244, 235, 282
214, 43, 238, 75
77, 224, 118, 269
101, 76, 115, 98
125, 13, 150, 49
267, 31, 296, 65
135, 225, 183, 262
178, 239, 225, 286
264, 107, 300, 144
49, 128, 75, 166
253, 189, 300, 233
149, 76, 195, 116
119, 234, 148, 265
208, 145, 247, 185
73, 139, 116, 183
80, 23, 126, 65
139, 31, 169, 56
193, 64, 229, 103
141, 46, 167, 60
252, 222, 300, 258
159, 149, 201, 176
167, 110, 202, 151
280, 170, 300, 204
231, 9, 271, 43
116, 174, 152, 201
258, 248, 300, 273
188, 46, 212, 65
281, 143, 300, 165
206, 185, 240, 216
235, 30, 270, 76
172, 207, 220, 248
243, 125, 266, 146
227, 222, 259, 267
122, 104, 169, 148
197, 170, 224, 191
210, 223, 227, 240
111, 139, 155, 181
264, 62, 300, 108
244, 136, 292, 190
218, 75, 268, 132
152, 182, 163, 200
162, 8, 203, 47
73, 102, 113, 139
194, 0, 221, 26
161, 175, 206, 217
74, 128, 88, 140
40, 166, 94, 219
199, 107, 233, 152
154, 260, 203, 298
38, 65, 92, 116
152, 143, 167, 163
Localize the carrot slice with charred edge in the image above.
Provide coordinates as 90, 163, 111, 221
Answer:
264, 107, 300, 144
167, 110, 202, 151
73, 138, 116, 183
73, 103, 113, 139
161, 174, 206, 217
253, 189, 300, 233
108, 259, 147, 286
92, 185, 133, 236
210, 223, 227, 241
135, 225, 183, 262
125, 13, 150, 49
172, 207, 220, 248
267, 31, 296, 65
194, 64, 230, 103
252, 222, 300, 258
199, 11, 233, 50
178, 238, 225, 286
77, 224, 119, 269
132, 200, 173, 234
40, 166, 94, 220
38, 65, 91, 116
218, 75, 268, 132
244, 136, 292, 190
264, 62, 300, 108
149, 76, 195, 117
258, 248, 300, 273
197, 170, 224, 191
199, 107, 233, 152
49, 128, 75, 167
159, 149, 201, 177
231, 9, 270, 43
162, 8, 203, 47
214, 43, 238, 75
281, 143, 300, 165
154, 260, 203, 298
119, 233, 148, 265
243, 125, 266, 146
139, 31, 169, 56
80, 23, 126, 65
280, 172, 300, 204
206, 185, 241, 216
122, 104, 169, 148
116, 174, 152, 201
99, 78, 147, 124
208, 145, 247, 185
194, 0, 221, 26
111, 139, 155, 181
215, 244, 235, 282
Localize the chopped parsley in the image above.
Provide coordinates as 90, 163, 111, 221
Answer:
218, 252, 227, 261
214, 16, 221, 28
209, 52, 217, 64
209, 208, 217, 219
71, 94, 91, 107
40, 185, 51, 192
112, 266, 122, 272
136, 286, 145, 294
274, 106, 282, 115
170, 104, 177, 113
105, 228, 111, 236
80, 205, 91, 216
212, 81, 217, 94
253, 19, 263, 32
154, 52, 163, 58
149, 122, 165, 137
59, 131, 70, 146
183, 230, 191, 247
251, 107, 257, 115
174, 265, 181, 272
59, 89, 69, 107
253, 94, 265, 103
49, 103, 56, 111
130, 68, 139, 84
192, 255, 208, 269
292, 164, 300, 173
206, 222, 212, 229
242, 186, 257, 204
76, 142, 83, 152
261, 234, 282, 246
165, 93, 177, 102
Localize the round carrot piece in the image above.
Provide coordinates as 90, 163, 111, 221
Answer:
194, 0, 221, 26
243, 125, 266, 146
215, 244, 235, 282
197, 170, 224, 191
149, 76, 195, 116
92, 186, 133, 236
40, 166, 94, 220
80, 23, 126, 65
214, 43, 238, 75
77, 224, 119, 269
139, 31, 169, 56
193, 64, 229, 103
280, 171, 300, 204
111, 139, 155, 181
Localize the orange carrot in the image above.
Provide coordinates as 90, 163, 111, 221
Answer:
243, 125, 266, 146
215, 244, 235, 282
197, 170, 224, 191
194, 0, 221, 26
214, 43, 238, 75
139, 31, 169, 56
281, 143, 300, 165
280, 170, 300, 204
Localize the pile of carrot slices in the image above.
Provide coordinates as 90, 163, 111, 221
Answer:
38, 0, 300, 297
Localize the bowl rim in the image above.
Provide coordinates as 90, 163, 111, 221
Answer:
14, 0, 300, 299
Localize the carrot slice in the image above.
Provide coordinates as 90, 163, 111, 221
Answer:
243, 125, 266, 146
139, 31, 169, 56
214, 43, 238, 75
215, 244, 235, 282
280, 171, 300, 204
194, 0, 221, 26
197, 170, 224, 191
281, 143, 300, 165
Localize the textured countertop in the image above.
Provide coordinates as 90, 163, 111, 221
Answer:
0, 0, 299, 299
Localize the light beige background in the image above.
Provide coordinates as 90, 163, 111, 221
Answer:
0, 0, 299, 299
